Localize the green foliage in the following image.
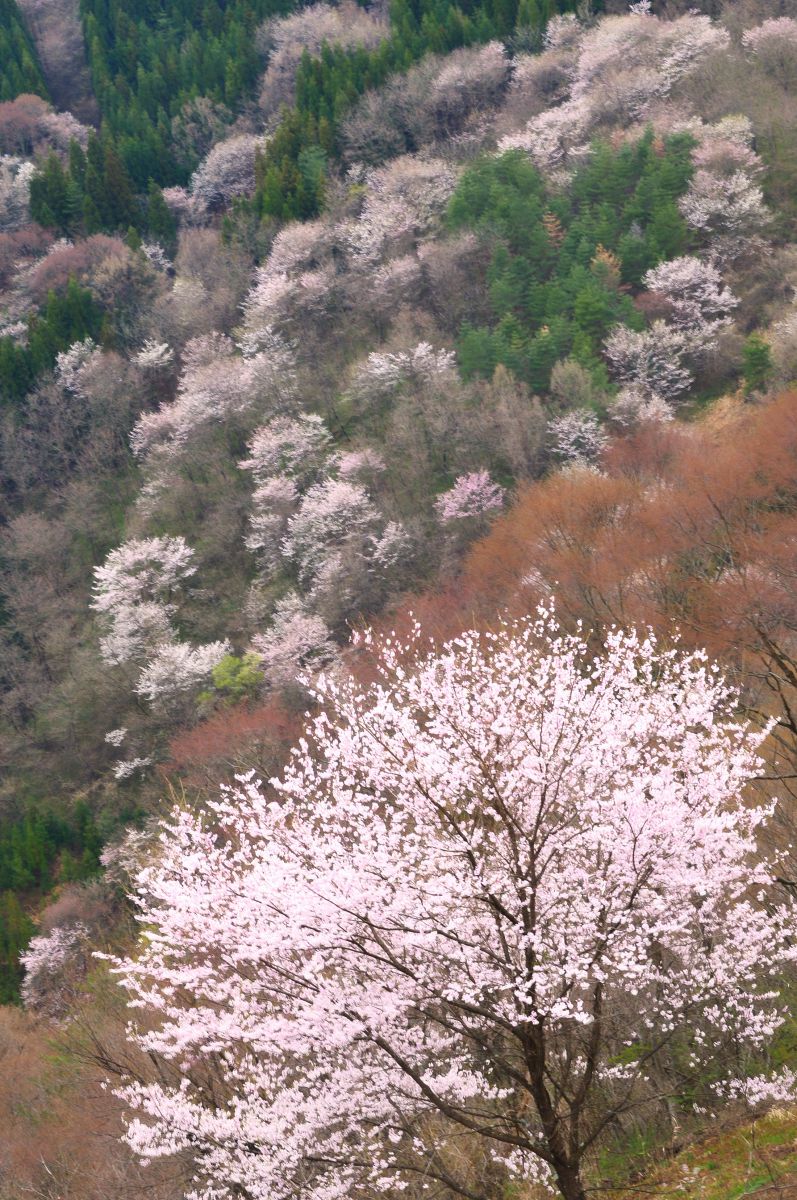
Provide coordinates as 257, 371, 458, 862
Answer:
78, 0, 291, 190
146, 180, 178, 251
255, 109, 327, 221
210, 653, 264, 702
0, 0, 48, 103
0, 279, 104, 407
742, 333, 773, 394
448, 131, 695, 393
29, 133, 140, 237
0, 891, 33, 1004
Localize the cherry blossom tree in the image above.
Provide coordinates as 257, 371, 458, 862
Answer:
344, 156, 458, 265
54, 338, 101, 394
239, 415, 332, 484
245, 476, 300, 571
113, 613, 795, 1200
190, 134, 263, 213
348, 342, 457, 405
435, 470, 505, 522
500, 11, 728, 172
258, 2, 386, 116
281, 478, 379, 584
603, 321, 692, 401
135, 639, 231, 708
0, 155, 35, 232
133, 339, 174, 372
608, 385, 673, 428
742, 18, 797, 87
679, 154, 769, 264
251, 590, 336, 688
642, 256, 737, 341
21, 923, 89, 1016
499, 99, 591, 174
130, 329, 297, 461
92, 535, 197, 666
549, 409, 608, 464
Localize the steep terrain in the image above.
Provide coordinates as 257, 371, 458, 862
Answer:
2, 1, 797, 1197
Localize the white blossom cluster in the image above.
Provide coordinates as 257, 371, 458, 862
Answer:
348, 341, 456, 404
0, 156, 36, 232
500, 10, 727, 177
92, 536, 229, 716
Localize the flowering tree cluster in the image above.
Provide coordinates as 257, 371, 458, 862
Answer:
189, 134, 263, 213
342, 41, 509, 165
237, 410, 407, 678
603, 321, 693, 406
113, 614, 794, 1200
258, 1, 386, 116
133, 339, 174, 372
500, 11, 727, 177
282, 477, 379, 585
608, 385, 673, 428
250, 590, 337, 688
348, 341, 457, 405
345, 156, 459, 264
642, 256, 737, 341
742, 17, 797, 87
240, 413, 332, 484
427, 41, 509, 134
136, 640, 232, 707
0, 154, 35, 232
54, 337, 101, 394
92, 535, 228, 718
20, 923, 89, 1017
130, 329, 297, 464
434, 469, 505, 522
679, 120, 769, 264
242, 263, 336, 333
599, 253, 737, 418
548, 409, 608, 464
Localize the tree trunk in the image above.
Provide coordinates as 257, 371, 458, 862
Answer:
552, 1160, 588, 1200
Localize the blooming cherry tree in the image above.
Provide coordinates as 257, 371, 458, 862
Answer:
114, 614, 795, 1200
348, 341, 457, 404
549, 409, 608, 464
0, 155, 35, 231
134, 339, 174, 372
251, 591, 336, 688
642, 256, 737, 340
21, 923, 89, 1016
239, 415, 332, 484
679, 169, 769, 263
54, 338, 101, 394
603, 321, 692, 401
435, 470, 505, 522
135, 640, 232, 708
609, 385, 673, 428
190, 134, 262, 212
742, 18, 797, 86
345, 156, 458, 264
281, 478, 379, 584
245, 475, 300, 571
92, 535, 196, 663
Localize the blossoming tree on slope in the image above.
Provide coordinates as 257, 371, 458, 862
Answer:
114, 613, 794, 1200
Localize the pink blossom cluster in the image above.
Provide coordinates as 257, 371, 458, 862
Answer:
112, 614, 795, 1200
434, 470, 505, 522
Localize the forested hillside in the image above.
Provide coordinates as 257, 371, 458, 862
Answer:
5, 1, 797, 1198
